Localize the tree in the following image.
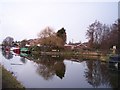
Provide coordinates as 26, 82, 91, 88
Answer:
86, 22, 95, 48
40, 35, 64, 48
117, 19, 120, 53
100, 24, 110, 49
108, 19, 120, 53
38, 27, 64, 51
86, 19, 120, 53
20, 39, 28, 47
38, 26, 55, 39
2, 36, 14, 47
86, 20, 103, 49
57, 27, 67, 45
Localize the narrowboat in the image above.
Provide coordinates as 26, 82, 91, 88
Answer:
108, 55, 120, 71
20, 47, 31, 54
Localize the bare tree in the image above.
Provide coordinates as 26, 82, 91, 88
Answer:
40, 34, 64, 48
37, 26, 64, 50
86, 24, 94, 48
38, 26, 55, 39
100, 24, 110, 49
86, 19, 119, 53
2, 36, 14, 47
86, 20, 101, 49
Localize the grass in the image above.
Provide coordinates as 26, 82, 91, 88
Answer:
1, 65, 25, 89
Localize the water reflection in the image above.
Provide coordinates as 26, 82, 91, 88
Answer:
20, 57, 27, 64
2, 50, 13, 60
85, 60, 119, 88
1, 49, 119, 88
30, 54, 66, 80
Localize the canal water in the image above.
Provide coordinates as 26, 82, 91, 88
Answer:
0, 49, 119, 88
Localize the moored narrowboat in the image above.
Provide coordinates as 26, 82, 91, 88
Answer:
108, 55, 120, 71
20, 47, 31, 54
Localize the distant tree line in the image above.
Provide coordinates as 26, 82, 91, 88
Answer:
2, 19, 119, 54
86, 19, 120, 53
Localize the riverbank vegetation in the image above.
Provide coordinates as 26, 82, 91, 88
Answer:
86, 19, 120, 54
1, 19, 119, 88
1, 19, 120, 61
1, 65, 25, 89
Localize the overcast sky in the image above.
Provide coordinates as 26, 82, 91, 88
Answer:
0, 0, 118, 43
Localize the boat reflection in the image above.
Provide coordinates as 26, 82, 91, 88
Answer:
1, 48, 119, 88
2, 49, 13, 60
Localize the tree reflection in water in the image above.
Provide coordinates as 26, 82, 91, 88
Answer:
84, 60, 119, 88
37, 64, 55, 80
2, 49, 13, 60
32, 55, 66, 80
20, 57, 27, 64
54, 62, 65, 79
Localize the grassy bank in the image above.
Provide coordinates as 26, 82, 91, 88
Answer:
1, 65, 25, 89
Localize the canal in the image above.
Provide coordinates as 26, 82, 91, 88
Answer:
0, 49, 119, 88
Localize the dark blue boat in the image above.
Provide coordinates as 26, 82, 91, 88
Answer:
108, 55, 120, 71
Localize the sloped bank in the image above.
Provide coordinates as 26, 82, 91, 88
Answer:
1, 65, 25, 89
